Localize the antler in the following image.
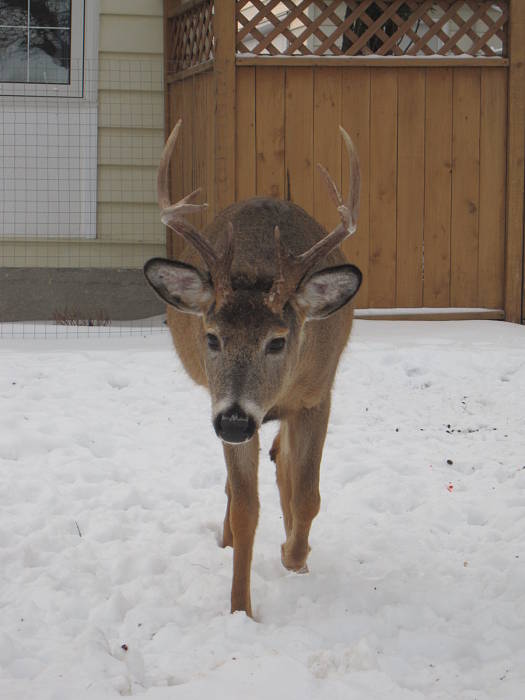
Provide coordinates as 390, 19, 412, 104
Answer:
158, 118, 234, 306
265, 126, 360, 314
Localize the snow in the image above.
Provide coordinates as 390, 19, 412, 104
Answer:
1, 320, 524, 699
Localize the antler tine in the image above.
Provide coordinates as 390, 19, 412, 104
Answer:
266, 127, 360, 314
315, 125, 360, 239
158, 118, 209, 224
157, 119, 234, 305
157, 118, 181, 211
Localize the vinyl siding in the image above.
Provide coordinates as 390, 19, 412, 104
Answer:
96, 0, 165, 265
0, 2, 165, 268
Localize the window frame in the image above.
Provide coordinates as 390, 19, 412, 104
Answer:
0, 0, 92, 99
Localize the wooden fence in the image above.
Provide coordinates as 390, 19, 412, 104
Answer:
164, 0, 525, 323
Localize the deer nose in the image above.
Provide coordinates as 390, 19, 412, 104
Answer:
214, 404, 256, 444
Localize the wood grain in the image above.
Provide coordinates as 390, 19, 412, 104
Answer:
313, 67, 342, 234
396, 68, 425, 307
167, 80, 184, 258
236, 67, 256, 202
506, 0, 525, 322
424, 68, 453, 307
341, 66, 370, 308
450, 68, 481, 308
369, 68, 397, 308
214, 0, 236, 211
255, 66, 285, 199
284, 67, 314, 215
479, 67, 507, 310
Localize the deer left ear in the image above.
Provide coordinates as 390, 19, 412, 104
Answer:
295, 264, 362, 320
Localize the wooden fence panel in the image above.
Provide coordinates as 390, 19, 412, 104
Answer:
193, 74, 207, 231
236, 66, 256, 202
369, 68, 398, 308
255, 66, 285, 199
313, 67, 342, 234
396, 68, 425, 308
214, 0, 236, 212
424, 68, 453, 307
166, 0, 517, 321
341, 67, 371, 308
169, 61, 509, 316
205, 71, 216, 225
451, 68, 481, 308
181, 77, 194, 217
166, 72, 215, 254
479, 68, 507, 309
506, 0, 525, 323
284, 67, 314, 216
167, 80, 184, 258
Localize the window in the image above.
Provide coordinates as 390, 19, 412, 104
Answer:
0, 0, 88, 97
0, 0, 71, 83
0, 0, 98, 239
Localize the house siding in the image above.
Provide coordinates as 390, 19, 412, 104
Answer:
96, 0, 165, 266
1, 1, 165, 269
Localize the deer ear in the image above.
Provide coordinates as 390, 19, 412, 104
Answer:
144, 258, 214, 315
295, 264, 362, 320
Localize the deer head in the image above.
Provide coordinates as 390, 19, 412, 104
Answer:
144, 120, 361, 444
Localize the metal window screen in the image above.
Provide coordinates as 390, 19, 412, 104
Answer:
0, 57, 169, 338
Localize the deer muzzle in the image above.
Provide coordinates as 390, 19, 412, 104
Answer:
213, 403, 256, 444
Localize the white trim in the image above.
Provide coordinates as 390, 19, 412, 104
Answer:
83, 0, 99, 103
354, 308, 502, 317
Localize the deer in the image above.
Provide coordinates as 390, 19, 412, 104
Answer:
144, 119, 362, 618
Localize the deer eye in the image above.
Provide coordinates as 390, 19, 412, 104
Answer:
266, 337, 286, 354
206, 333, 220, 351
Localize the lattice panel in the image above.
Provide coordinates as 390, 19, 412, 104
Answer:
236, 1, 508, 57
167, 0, 214, 74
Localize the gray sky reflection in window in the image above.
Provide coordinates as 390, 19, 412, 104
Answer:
0, 1, 72, 84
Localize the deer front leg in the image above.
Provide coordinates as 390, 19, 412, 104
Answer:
222, 434, 260, 617
277, 398, 330, 573
222, 477, 233, 548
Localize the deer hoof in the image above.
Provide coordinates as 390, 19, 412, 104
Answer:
281, 543, 309, 573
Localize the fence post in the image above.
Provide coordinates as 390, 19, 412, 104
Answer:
214, 0, 236, 212
163, 0, 174, 143
164, 0, 177, 260
505, 0, 525, 323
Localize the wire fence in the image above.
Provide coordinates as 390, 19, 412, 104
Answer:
0, 57, 168, 338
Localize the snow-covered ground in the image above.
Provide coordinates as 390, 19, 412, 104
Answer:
1, 320, 524, 699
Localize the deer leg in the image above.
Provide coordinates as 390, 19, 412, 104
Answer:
222, 434, 260, 617
279, 398, 330, 573
222, 477, 233, 548
271, 431, 293, 538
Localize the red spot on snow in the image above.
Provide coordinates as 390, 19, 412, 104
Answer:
447, 483, 454, 492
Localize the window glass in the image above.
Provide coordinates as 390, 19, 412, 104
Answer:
0, 0, 72, 84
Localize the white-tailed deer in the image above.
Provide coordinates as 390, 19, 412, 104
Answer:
144, 120, 361, 617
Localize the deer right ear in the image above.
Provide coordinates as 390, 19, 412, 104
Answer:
144, 258, 214, 315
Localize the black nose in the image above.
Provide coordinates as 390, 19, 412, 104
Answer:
213, 404, 256, 444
